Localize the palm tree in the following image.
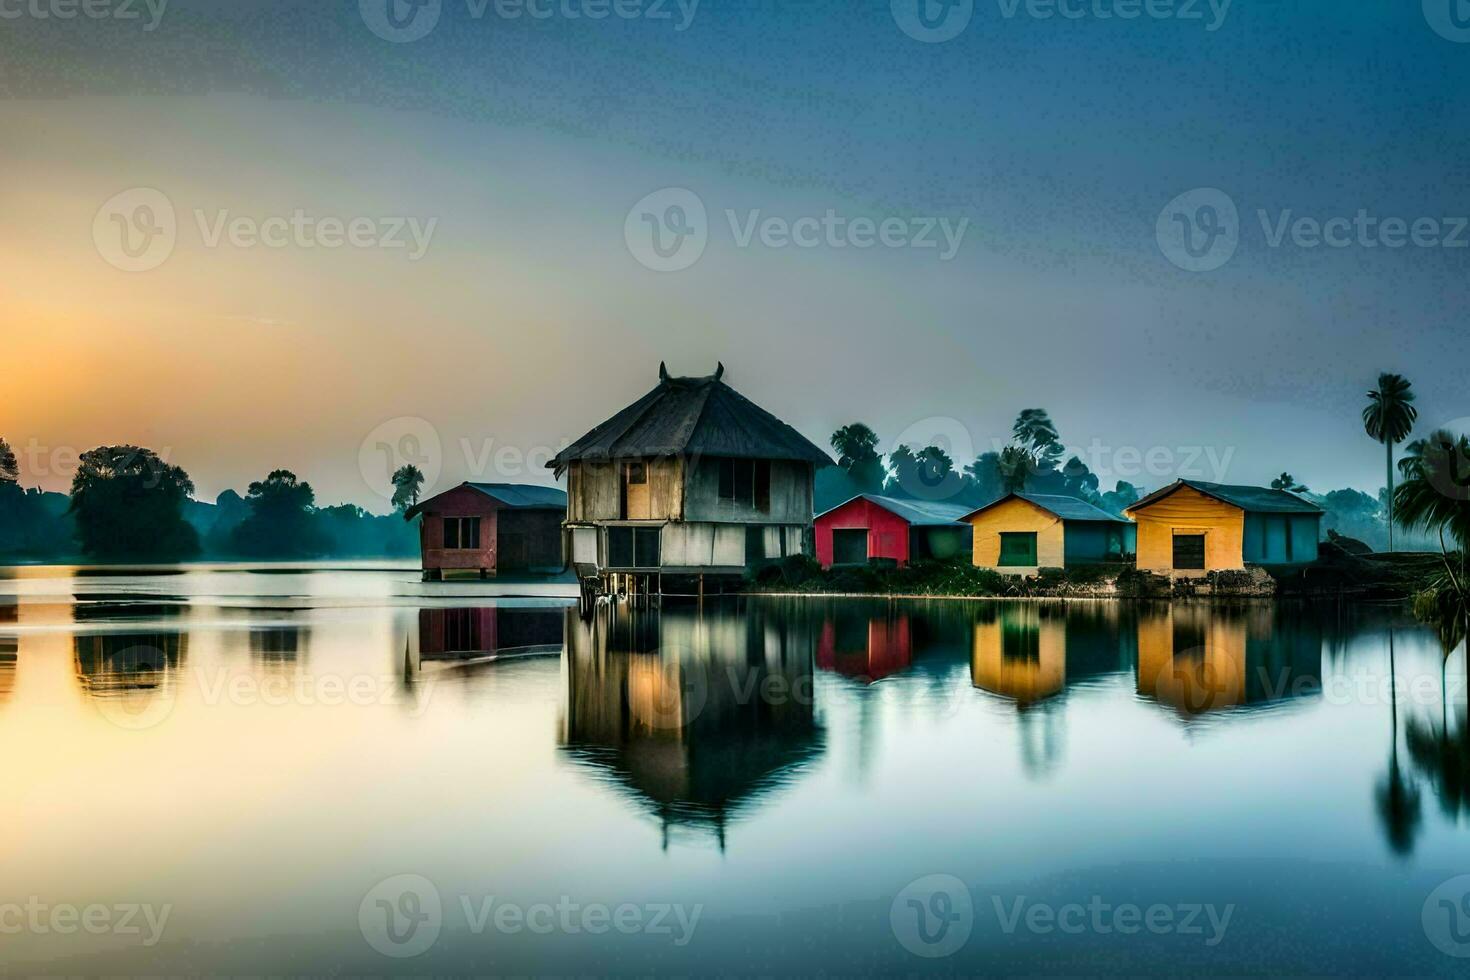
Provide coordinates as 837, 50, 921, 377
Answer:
1395, 429, 1470, 631
1362, 373, 1417, 551
391, 464, 425, 512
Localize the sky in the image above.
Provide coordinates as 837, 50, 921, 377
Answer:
2, 0, 1468, 510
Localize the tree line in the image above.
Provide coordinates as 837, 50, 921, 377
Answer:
0, 442, 417, 562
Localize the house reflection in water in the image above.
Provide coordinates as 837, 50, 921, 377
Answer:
816, 607, 912, 682
73, 631, 187, 728
969, 603, 1140, 707
0, 597, 14, 703
560, 604, 824, 851
971, 604, 1067, 706
417, 605, 565, 661
1136, 603, 1323, 719
249, 626, 309, 669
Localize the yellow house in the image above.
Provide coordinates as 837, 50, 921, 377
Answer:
963, 493, 1135, 574
971, 605, 1066, 705
1125, 480, 1322, 576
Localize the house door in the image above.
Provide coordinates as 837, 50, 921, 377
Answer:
623, 461, 651, 520
1173, 533, 1207, 570
832, 528, 869, 565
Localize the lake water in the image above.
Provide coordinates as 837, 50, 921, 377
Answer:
2, 564, 1468, 976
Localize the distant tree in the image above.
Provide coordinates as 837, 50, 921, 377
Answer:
69, 445, 199, 560
916, 445, 954, 488
230, 470, 330, 557
965, 451, 1004, 504
0, 437, 17, 484
997, 445, 1033, 494
830, 423, 885, 494
1100, 481, 1141, 517
1363, 373, 1417, 551
391, 464, 426, 512
1271, 472, 1308, 493
884, 444, 919, 497
1011, 409, 1064, 473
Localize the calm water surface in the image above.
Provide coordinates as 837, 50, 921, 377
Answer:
2, 565, 1467, 976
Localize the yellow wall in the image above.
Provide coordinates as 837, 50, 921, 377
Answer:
971, 608, 1066, 704
1135, 605, 1246, 715
968, 497, 1064, 572
1126, 485, 1245, 574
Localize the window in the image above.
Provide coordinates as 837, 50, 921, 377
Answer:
443, 516, 481, 550
1001, 621, 1040, 663
1173, 533, 1206, 570
717, 458, 771, 511
443, 609, 482, 652
832, 528, 869, 565
998, 532, 1038, 567
626, 462, 647, 485
606, 526, 662, 569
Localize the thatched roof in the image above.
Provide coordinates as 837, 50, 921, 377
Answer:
549, 363, 833, 476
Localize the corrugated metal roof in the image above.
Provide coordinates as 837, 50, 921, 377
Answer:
1016, 493, 1131, 522
549, 364, 834, 474
1129, 480, 1322, 515
404, 482, 567, 519
465, 483, 568, 509
816, 494, 974, 527
961, 492, 1131, 523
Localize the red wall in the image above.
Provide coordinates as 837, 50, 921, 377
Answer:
815, 615, 913, 681
418, 485, 500, 572
814, 497, 911, 568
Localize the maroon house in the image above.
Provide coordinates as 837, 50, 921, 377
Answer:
405, 483, 567, 580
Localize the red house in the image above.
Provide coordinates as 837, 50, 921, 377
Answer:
404, 483, 567, 580
814, 494, 974, 569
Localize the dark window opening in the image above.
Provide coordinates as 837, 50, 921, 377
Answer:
998, 532, 1038, 567
443, 609, 482, 652
832, 528, 869, 565
1001, 621, 1041, 663
606, 526, 661, 569
443, 516, 481, 550
1173, 618, 1206, 658
717, 458, 770, 511
627, 462, 647, 485
1173, 533, 1206, 570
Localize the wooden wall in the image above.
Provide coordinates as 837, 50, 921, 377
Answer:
683, 457, 813, 524
566, 457, 684, 522
417, 484, 499, 573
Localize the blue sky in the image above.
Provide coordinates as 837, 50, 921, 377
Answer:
3, 1, 1467, 506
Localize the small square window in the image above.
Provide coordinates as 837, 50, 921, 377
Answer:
627, 462, 647, 485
